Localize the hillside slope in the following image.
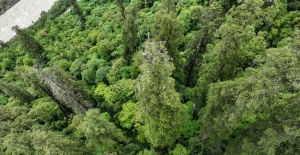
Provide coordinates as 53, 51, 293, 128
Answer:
0, 0, 300, 154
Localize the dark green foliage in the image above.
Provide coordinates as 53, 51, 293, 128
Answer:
81, 54, 110, 84
287, 0, 300, 11
193, 0, 269, 114
0, 80, 34, 103
199, 30, 300, 154
70, 0, 87, 30
76, 109, 127, 153
152, 11, 185, 83
12, 26, 45, 63
0, 0, 300, 154
184, 2, 223, 87
122, 8, 138, 64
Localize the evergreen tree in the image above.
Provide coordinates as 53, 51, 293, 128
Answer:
70, 0, 87, 30
21, 67, 92, 114
152, 11, 185, 84
0, 80, 34, 103
32, 130, 88, 154
116, 0, 126, 19
36, 67, 93, 113
184, 2, 223, 87
122, 8, 138, 65
76, 109, 127, 153
136, 41, 187, 148
12, 26, 45, 63
1, 0, 300, 154
198, 29, 300, 155
193, 0, 268, 112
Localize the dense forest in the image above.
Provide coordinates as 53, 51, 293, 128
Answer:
1, 0, 300, 154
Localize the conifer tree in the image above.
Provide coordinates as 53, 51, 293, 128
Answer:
116, 0, 126, 19
122, 9, 137, 65
70, 0, 87, 30
12, 26, 45, 63
152, 12, 185, 84
36, 68, 93, 113
184, 2, 223, 87
136, 41, 187, 148
22, 67, 92, 114
0, 80, 34, 103
193, 0, 267, 113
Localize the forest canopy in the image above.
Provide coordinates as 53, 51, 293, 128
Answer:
1, 0, 300, 154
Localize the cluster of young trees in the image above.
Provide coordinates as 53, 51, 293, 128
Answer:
1, 0, 300, 154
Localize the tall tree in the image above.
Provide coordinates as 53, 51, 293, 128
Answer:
116, 0, 126, 19
184, 2, 223, 87
70, 0, 87, 30
21, 67, 92, 114
122, 8, 138, 65
136, 41, 187, 148
0, 80, 34, 103
77, 109, 127, 153
36, 67, 93, 113
152, 11, 185, 84
193, 0, 268, 113
12, 26, 45, 63
199, 30, 300, 154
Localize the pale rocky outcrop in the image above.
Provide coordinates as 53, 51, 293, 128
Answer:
0, 0, 57, 42
0, 0, 20, 15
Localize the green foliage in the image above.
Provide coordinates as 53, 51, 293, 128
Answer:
29, 97, 60, 123
2, 131, 34, 155
0, 80, 34, 103
94, 78, 135, 113
137, 149, 159, 155
22, 66, 93, 113
152, 11, 185, 83
81, 54, 110, 84
193, 0, 269, 112
122, 8, 138, 64
118, 101, 137, 129
106, 57, 126, 84
180, 102, 199, 138
199, 30, 300, 154
0, 0, 299, 154
70, 57, 86, 79
171, 144, 189, 155
12, 26, 45, 63
0, 105, 36, 154
184, 2, 223, 87
0, 94, 8, 105
70, 0, 87, 30
136, 41, 188, 148
32, 130, 87, 155
104, 79, 135, 110
77, 109, 127, 153
94, 82, 108, 103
